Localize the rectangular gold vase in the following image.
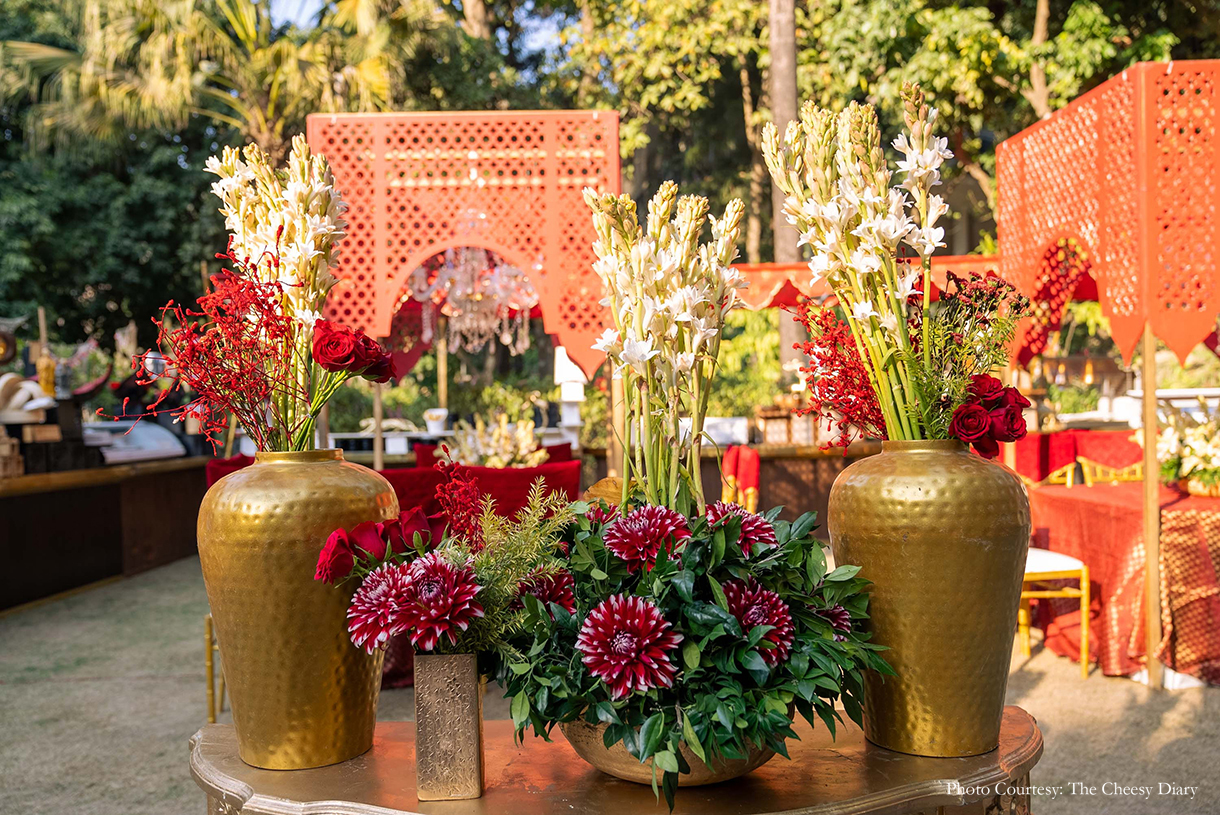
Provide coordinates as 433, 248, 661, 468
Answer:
414, 653, 484, 801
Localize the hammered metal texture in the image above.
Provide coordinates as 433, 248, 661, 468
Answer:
560, 719, 775, 786
197, 450, 398, 770
414, 653, 485, 800
828, 440, 1030, 757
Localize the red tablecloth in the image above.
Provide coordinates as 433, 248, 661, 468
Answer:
1013, 429, 1143, 482
1029, 483, 1220, 683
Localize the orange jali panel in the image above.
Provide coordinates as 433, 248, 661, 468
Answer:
997, 61, 1220, 363
306, 111, 620, 378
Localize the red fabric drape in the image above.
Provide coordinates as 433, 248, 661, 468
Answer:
205, 454, 255, 488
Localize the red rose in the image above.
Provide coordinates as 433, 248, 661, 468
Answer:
349, 520, 387, 561
972, 435, 1000, 459
968, 374, 1005, 407
949, 401, 991, 442
353, 333, 382, 367
315, 527, 357, 583
361, 351, 396, 384
989, 405, 1027, 443
312, 321, 361, 372
385, 506, 433, 553
997, 387, 1031, 410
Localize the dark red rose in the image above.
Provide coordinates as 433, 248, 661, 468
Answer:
361, 351, 396, 384
312, 320, 361, 372
349, 520, 387, 561
997, 387, 1031, 410
968, 374, 1005, 407
427, 513, 448, 546
353, 333, 382, 368
315, 527, 357, 583
972, 435, 1000, 459
989, 405, 1028, 443
386, 506, 433, 553
950, 401, 991, 442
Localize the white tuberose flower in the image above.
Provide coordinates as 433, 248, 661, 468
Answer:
593, 328, 621, 354
850, 301, 878, 323
620, 337, 659, 371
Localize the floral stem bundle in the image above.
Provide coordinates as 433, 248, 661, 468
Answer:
585, 183, 746, 511
127, 135, 395, 451
762, 84, 1030, 454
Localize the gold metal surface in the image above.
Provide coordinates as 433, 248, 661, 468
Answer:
1182, 477, 1220, 498
560, 719, 774, 786
828, 440, 1031, 757
189, 708, 1042, 815
197, 449, 398, 770
414, 653, 484, 800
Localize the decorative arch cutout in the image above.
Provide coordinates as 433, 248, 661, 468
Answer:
1015, 237, 1097, 366
306, 110, 621, 378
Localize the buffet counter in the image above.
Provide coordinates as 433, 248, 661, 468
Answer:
0, 456, 209, 611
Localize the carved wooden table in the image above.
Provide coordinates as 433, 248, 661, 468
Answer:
190, 706, 1042, 815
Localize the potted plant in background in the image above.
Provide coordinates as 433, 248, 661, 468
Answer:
1141, 401, 1220, 497
322, 465, 575, 801
129, 135, 398, 770
763, 84, 1033, 757
504, 183, 889, 808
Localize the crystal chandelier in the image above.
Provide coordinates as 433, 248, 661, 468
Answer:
408, 247, 539, 356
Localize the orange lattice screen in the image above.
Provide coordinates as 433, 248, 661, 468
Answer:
306, 111, 620, 378
997, 60, 1220, 364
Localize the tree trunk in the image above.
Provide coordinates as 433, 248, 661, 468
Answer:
464, 0, 491, 40
1024, 0, 1052, 119
578, 1, 597, 105
769, 0, 804, 379
740, 59, 765, 265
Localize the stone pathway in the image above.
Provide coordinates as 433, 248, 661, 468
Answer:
0, 557, 1215, 814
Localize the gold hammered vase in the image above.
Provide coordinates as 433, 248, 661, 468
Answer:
560, 719, 775, 786
414, 653, 484, 801
197, 449, 398, 770
828, 440, 1030, 757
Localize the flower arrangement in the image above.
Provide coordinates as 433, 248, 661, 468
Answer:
440, 415, 549, 469
762, 85, 1030, 456
586, 181, 746, 510
125, 135, 394, 451
1137, 401, 1220, 493
504, 182, 887, 806
506, 499, 888, 805
317, 465, 576, 661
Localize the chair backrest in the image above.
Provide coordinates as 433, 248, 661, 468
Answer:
736, 447, 762, 513
413, 443, 439, 468
205, 454, 254, 488
1077, 457, 1143, 487
720, 445, 740, 503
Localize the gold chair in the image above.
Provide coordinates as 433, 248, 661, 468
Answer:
1045, 462, 1077, 487
1018, 548, 1091, 679
205, 613, 227, 724
1077, 457, 1142, 487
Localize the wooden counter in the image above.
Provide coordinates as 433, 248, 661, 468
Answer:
0, 456, 209, 610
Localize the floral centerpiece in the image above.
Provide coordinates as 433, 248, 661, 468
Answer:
440, 415, 549, 468
131, 134, 394, 450
318, 465, 576, 800
761, 84, 1034, 758
762, 84, 1030, 452
1138, 401, 1220, 496
133, 136, 401, 771
503, 183, 888, 806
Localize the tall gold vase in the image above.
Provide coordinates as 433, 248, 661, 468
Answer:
197, 449, 398, 769
828, 440, 1030, 757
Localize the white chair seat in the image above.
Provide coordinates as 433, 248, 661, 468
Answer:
1025, 547, 1085, 575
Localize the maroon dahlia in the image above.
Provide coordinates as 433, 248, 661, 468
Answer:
723, 579, 795, 667
602, 505, 691, 572
818, 603, 852, 641
347, 562, 412, 654
515, 568, 577, 616
576, 594, 683, 700
397, 551, 485, 652
705, 501, 779, 557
